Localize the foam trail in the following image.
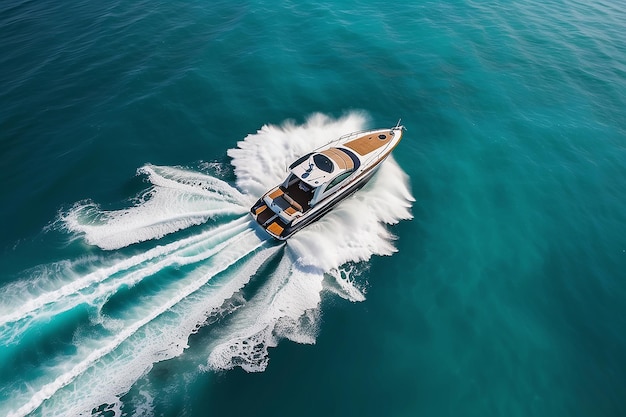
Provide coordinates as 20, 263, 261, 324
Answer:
60, 164, 250, 250
324, 263, 369, 303
41, 245, 282, 417
206, 113, 415, 371
5, 230, 271, 417
208, 252, 323, 372
0, 217, 252, 344
2, 112, 415, 416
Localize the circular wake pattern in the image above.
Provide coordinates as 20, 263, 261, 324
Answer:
0, 113, 413, 416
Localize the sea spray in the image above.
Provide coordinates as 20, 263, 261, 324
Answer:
0, 113, 413, 416
0, 217, 253, 345
6, 231, 271, 417
228, 112, 370, 197
288, 157, 414, 271
59, 164, 250, 250
206, 113, 414, 372
205, 161, 414, 370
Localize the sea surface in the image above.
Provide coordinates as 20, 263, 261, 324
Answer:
1, 0, 625, 416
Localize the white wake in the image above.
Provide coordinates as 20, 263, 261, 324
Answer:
0, 112, 413, 416
60, 164, 251, 250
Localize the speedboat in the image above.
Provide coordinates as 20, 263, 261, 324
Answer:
250, 122, 405, 240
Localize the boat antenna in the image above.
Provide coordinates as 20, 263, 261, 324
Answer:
394, 118, 406, 130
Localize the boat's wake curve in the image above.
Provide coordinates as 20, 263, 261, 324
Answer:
0, 112, 414, 417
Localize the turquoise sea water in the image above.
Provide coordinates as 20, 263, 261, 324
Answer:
2, 0, 626, 416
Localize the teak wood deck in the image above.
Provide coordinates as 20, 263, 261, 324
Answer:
321, 148, 355, 170
343, 131, 392, 156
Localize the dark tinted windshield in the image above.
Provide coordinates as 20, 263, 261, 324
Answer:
313, 154, 334, 173
289, 152, 313, 169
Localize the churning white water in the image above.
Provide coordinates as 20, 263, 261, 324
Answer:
1, 113, 413, 416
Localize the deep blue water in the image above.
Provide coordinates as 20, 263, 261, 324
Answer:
1, 0, 626, 416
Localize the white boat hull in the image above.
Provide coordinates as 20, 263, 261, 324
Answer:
250, 124, 404, 240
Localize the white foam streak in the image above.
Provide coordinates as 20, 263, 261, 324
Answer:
2, 112, 415, 416
39, 245, 281, 417
0, 217, 252, 343
60, 164, 249, 250
6, 230, 269, 417
325, 264, 368, 302
208, 254, 323, 372
207, 113, 415, 371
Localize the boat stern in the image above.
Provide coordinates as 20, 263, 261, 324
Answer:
250, 199, 290, 240
250, 186, 305, 240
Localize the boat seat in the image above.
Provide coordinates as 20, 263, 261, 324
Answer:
268, 188, 284, 199
281, 193, 303, 212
